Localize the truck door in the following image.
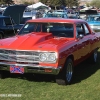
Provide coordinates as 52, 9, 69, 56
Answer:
76, 23, 91, 60
82, 23, 91, 55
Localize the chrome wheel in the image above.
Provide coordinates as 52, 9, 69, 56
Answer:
66, 62, 73, 82
56, 58, 73, 85
94, 51, 97, 63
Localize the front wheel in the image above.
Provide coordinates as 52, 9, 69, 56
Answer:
0, 71, 10, 79
55, 58, 74, 85
0, 33, 3, 39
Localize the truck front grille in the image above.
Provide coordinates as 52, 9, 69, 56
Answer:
0, 49, 40, 63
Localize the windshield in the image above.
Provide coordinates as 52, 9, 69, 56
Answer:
18, 22, 74, 38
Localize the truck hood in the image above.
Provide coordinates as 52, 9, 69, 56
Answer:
0, 32, 70, 51
3, 5, 26, 25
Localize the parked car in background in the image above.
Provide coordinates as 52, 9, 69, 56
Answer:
0, 18, 100, 85
43, 10, 68, 18
0, 16, 23, 38
23, 10, 43, 19
0, 5, 26, 39
0, 5, 7, 13
20, 17, 32, 24
23, 10, 36, 19
79, 10, 98, 20
67, 10, 79, 19
86, 15, 100, 32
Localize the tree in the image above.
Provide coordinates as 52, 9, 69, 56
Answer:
59, 0, 66, 6
90, 0, 100, 8
40, 0, 79, 7
65, 0, 79, 8
0, 0, 4, 4
2, 0, 14, 5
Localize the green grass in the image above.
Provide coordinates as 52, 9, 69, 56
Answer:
0, 50, 100, 100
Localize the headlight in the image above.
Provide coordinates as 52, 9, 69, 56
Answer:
39, 53, 47, 62
39, 52, 57, 63
48, 53, 56, 62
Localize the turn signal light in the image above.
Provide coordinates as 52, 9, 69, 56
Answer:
45, 69, 52, 73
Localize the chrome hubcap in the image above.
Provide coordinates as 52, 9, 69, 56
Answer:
94, 51, 97, 62
66, 63, 73, 82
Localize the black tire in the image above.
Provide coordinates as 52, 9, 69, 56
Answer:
0, 71, 9, 79
0, 33, 4, 39
55, 58, 74, 85
0, 71, 4, 79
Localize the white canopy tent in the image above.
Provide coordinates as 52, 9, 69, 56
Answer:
80, 6, 93, 11
27, 2, 49, 10
80, 7, 89, 12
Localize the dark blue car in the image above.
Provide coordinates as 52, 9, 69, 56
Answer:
0, 5, 26, 39
0, 16, 23, 38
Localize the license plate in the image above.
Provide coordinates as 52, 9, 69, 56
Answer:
10, 65, 24, 74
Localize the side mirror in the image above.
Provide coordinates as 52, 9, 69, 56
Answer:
78, 34, 84, 39
17, 29, 20, 33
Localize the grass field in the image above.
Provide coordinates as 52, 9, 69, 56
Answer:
0, 50, 100, 100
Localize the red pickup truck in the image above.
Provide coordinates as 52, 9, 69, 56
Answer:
0, 18, 100, 85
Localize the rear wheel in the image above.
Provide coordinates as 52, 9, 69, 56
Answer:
93, 50, 98, 63
89, 49, 98, 64
56, 58, 74, 85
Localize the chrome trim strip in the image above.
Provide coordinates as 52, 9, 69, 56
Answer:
0, 62, 38, 66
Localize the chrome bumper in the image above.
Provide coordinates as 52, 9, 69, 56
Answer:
0, 62, 61, 75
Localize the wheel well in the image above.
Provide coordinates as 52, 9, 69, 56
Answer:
67, 55, 74, 62
0, 31, 4, 37
61, 54, 74, 72
62, 55, 74, 69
